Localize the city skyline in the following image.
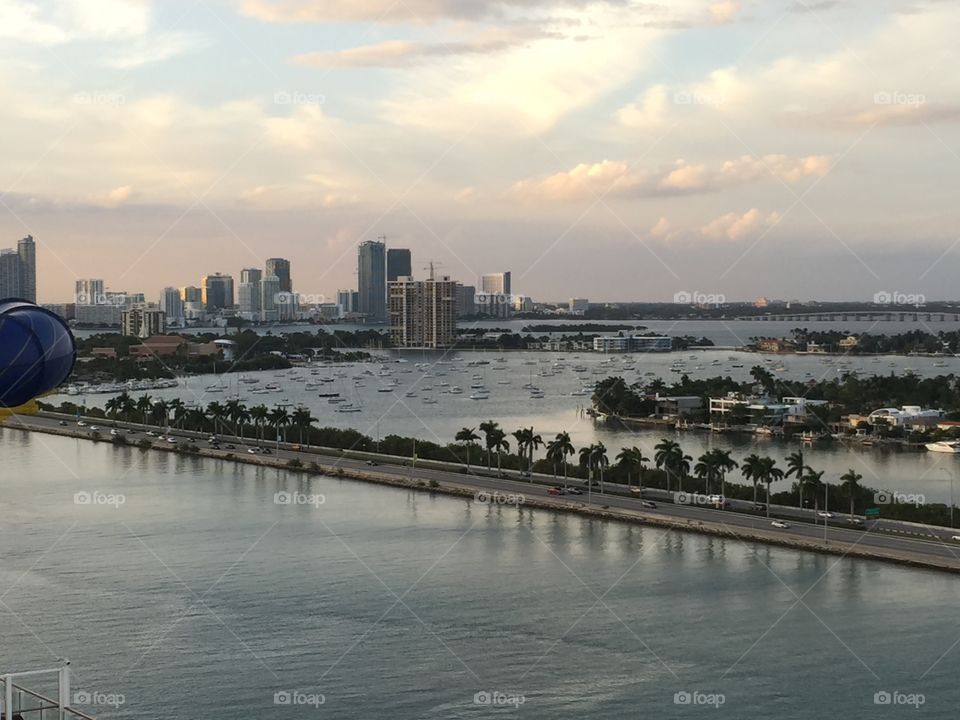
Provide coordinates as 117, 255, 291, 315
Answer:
1, 0, 958, 303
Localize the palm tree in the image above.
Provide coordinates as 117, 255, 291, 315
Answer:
513, 428, 532, 472
616, 446, 648, 494
150, 400, 169, 428
802, 467, 825, 513
712, 449, 738, 499
785, 450, 806, 508
268, 407, 290, 449
479, 420, 500, 470
489, 429, 509, 472
105, 395, 123, 423
841, 469, 862, 519
291, 407, 316, 444
187, 406, 208, 432
136, 394, 153, 425
527, 428, 544, 473
694, 452, 717, 495
757, 456, 783, 517
591, 443, 609, 493
224, 399, 244, 437
455, 427, 480, 469
168, 398, 187, 429
234, 405, 252, 442
654, 439, 681, 494
119, 393, 136, 422
250, 404, 269, 443
547, 432, 576, 488
207, 401, 226, 436
677, 453, 693, 493
741, 453, 763, 504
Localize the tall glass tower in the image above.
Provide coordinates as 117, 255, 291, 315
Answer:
358, 240, 387, 322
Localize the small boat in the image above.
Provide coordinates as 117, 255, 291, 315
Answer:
926, 440, 960, 453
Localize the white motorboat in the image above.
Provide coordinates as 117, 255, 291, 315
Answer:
926, 440, 960, 453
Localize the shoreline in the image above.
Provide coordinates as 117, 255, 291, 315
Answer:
6, 419, 960, 576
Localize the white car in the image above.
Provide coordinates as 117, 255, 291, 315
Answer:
89, 425, 100, 431
951, 535, 960, 542
77, 420, 87, 427
817, 511, 834, 518
166, 437, 177, 444
247, 448, 258, 454
146, 431, 156, 437
110, 429, 119, 436
847, 517, 863, 525
771, 520, 790, 529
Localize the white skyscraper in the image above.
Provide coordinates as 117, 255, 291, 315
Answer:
159, 287, 184, 324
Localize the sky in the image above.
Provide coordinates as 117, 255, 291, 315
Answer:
1, 0, 958, 304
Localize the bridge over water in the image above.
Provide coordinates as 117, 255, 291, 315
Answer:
734, 311, 960, 322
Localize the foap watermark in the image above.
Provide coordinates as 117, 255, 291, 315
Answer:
875, 491, 925, 507
473, 691, 526, 708
74, 291, 128, 306
274, 490, 325, 508
673, 90, 724, 107
73, 690, 126, 709
475, 490, 526, 506
274, 690, 325, 708
674, 492, 723, 507
274, 90, 326, 107
674, 690, 726, 708
874, 690, 925, 708
74, 491, 125, 508
275, 291, 327, 307
73, 91, 125, 107
674, 290, 726, 307
874, 91, 925, 108
873, 291, 926, 308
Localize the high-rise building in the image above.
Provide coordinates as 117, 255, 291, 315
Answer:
358, 239, 387, 322
122, 304, 166, 338
569, 298, 589, 314
336, 289, 354, 315
455, 284, 476, 318
17, 236, 36, 302
480, 272, 511, 296
201, 273, 234, 311
387, 248, 412, 282
0, 250, 21, 299
475, 292, 512, 318
75, 279, 105, 305
0, 236, 36, 301
238, 268, 263, 318
180, 286, 202, 303
389, 275, 458, 348
260, 274, 280, 322
159, 287, 184, 323
265, 259, 291, 293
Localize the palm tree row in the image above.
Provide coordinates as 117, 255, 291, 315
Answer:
102, 392, 315, 448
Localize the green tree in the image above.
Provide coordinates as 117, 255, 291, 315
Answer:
455, 427, 480, 469
841, 469, 863, 518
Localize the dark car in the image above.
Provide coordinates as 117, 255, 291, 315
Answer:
226, 444, 236, 449
366, 460, 378, 466
641, 501, 657, 509
58, 420, 68, 426
261, 448, 272, 455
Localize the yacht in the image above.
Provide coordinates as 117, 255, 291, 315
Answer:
926, 440, 960, 453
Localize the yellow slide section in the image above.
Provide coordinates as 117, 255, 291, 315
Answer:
0, 399, 40, 421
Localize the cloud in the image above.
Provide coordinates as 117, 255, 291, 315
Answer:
510, 160, 650, 202
708, 0, 741, 24
511, 154, 832, 201
701, 208, 781, 241
239, 185, 283, 205
89, 185, 136, 208
240, 0, 631, 23
785, 101, 960, 129
0, 0, 151, 44
293, 34, 543, 68
616, 84, 670, 128
101, 31, 206, 68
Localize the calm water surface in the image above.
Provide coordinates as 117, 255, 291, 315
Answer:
1, 431, 959, 718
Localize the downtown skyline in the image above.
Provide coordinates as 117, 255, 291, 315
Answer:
1, 0, 958, 303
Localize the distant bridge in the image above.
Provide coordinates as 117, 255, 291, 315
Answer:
734, 312, 960, 323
